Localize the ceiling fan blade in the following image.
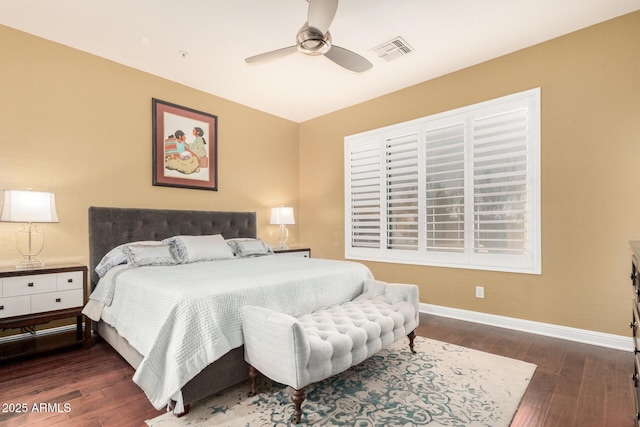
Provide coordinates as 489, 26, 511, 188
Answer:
324, 45, 373, 73
307, 0, 339, 34
245, 46, 298, 64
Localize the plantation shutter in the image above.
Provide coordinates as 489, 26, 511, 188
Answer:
471, 104, 530, 256
344, 88, 539, 274
347, 140, 382, 249
385, 132, 419, 250
424, 120, 466, 253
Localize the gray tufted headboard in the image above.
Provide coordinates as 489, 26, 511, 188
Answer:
88, 206, 257, 290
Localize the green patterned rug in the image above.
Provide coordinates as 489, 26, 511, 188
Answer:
146, 336, 536, 426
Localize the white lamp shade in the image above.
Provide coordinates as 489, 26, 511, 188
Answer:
0, 190, 59, 223
270, 206, 295, 225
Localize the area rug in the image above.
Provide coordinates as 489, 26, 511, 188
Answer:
146, 336, 536, 426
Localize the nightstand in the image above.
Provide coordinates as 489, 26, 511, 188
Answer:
273, 247, 311, 258
0, 263, 89, 361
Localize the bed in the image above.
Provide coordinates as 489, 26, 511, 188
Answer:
85, 206, 372, 415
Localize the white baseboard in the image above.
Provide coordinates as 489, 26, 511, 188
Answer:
421, 303, 633, 352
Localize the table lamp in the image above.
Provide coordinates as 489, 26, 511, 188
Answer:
0, 189, 59, 269
270, 206, 295, 249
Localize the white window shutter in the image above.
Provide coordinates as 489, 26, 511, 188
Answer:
424, 119, 466, 254
346, 140, 382, 249
344, 88, 540, 274
385, 132, 420, 250
471, 102, 531, 256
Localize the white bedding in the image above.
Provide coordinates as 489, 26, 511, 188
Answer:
83, 256, 372, 410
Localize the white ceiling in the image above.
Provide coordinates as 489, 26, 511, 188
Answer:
2, 0, 638, 122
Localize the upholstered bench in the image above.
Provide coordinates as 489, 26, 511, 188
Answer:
240, 279, 419, 423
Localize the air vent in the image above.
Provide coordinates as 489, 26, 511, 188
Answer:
371, 37, 414, 62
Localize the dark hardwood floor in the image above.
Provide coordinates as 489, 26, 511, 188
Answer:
421, 315, 635, 427
0, 313, 635, 426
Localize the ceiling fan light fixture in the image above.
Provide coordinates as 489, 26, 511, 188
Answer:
296, 27, 331, 55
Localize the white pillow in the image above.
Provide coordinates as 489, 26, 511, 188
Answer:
163, 234, 236, 264
122, 244, 178, 268
95, 241, 163, 277
226, 238, 273, 258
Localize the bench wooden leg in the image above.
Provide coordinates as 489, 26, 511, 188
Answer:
408, 330, 417, 354
291, 387, 306, 424
248, 365, 259, 396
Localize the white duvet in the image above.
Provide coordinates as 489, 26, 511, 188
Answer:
82, 256, 372, 411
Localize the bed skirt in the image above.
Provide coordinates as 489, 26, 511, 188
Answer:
95, 321, 248, 409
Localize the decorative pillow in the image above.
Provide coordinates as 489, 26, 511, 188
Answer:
227, 238, 274, 258
163, 234, 236, 264
122, 244, 177, 268
95, 240, 163, 277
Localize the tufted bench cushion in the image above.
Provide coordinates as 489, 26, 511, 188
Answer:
241, 279, 419, 423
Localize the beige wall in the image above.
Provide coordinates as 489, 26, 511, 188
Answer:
0, 25, 301, 270
299, 11, 640, 336
2, 11, 639, 339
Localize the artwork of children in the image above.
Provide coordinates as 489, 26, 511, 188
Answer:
152, 99, 217, 191
162, 113, 211, 179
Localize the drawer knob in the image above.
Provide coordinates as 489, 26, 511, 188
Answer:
67, 278, 73, 283
55, 298, 61, 303
633, 372, 639, 382
632, 273, 638, 281
630, 321, 637, 330
0, 305, 4, 310
28, 282, 34, 287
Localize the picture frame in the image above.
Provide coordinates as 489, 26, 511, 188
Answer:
152, 98, 218, 191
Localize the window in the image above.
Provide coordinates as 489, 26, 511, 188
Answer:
344, 88, 540, 274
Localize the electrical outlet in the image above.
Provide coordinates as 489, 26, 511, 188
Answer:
475, 286, 485, 299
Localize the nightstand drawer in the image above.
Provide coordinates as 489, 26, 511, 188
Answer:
3, 274, 57, 297
273, 248, 311, 258
57, 271, 83, 291
31, 289, 83, 313
633, 299, 640, 352
0, 296, 31, 319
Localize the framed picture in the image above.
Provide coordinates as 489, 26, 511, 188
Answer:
152, 98, 218, 191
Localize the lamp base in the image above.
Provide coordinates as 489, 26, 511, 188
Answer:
16, 258, 44, 270
14, 224, 46, 270
276, 224, 290, 250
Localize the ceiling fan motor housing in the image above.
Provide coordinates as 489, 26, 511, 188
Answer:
297, 26, 331, 55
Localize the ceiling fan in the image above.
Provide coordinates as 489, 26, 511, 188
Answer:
245, 0, 373, 73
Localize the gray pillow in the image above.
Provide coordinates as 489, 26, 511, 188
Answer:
227, 238, 274, 258
95, 240, 163, 277
163, 234, 236, 264
122, 244, 178, 267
